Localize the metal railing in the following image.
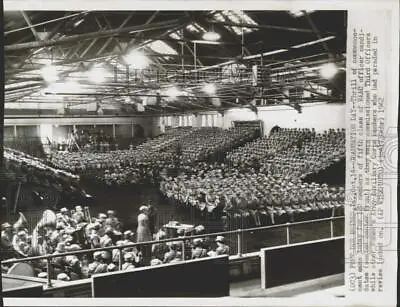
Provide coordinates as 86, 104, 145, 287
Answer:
1, 215, 344, 288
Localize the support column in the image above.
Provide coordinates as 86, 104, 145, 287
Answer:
171, 116, 179, 128
283, 88, 290, 104
13, 125, 17, 137
195, 115, 202, 127
112, 124, 116, 138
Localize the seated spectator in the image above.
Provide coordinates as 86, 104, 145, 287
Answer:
215, 236, 230, 255
122, 253, 136, 270
163, 241, 178, 263
191, 239, 207, 259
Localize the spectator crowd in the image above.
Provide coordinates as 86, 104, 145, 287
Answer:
1, 206, 229, 282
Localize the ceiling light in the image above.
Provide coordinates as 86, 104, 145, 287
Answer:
165, 86, 181, 99
192, 40, 221, 45
202, 83, 216, 95
73, 19, 84, 27
319, 63, 339, 79
289, 10, 315, 17
63, 81, 82, 93
123, 50, 149, 69
44, 81, 82, 94
202, 31, 221, 41
40, 65, 59, 83
244, 49, 288, 60
87, 65, 107, 84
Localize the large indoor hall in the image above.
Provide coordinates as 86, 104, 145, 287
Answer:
1, 10, 346, 298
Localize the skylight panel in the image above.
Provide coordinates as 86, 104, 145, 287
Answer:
241, 12, 258, 25
289, 10, 316, 17
222, 11, 258, 26
213, 13, 225, 22
147, 40, 177, 55
231, 26, 253, 35
186, 24, 200, 33
222, 10, 241, 24
216, 11, 258, 36
169, 32, 182, 40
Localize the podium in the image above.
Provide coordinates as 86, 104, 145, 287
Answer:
162, 221, 194, 238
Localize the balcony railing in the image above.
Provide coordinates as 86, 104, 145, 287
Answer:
1, 215, 344, 288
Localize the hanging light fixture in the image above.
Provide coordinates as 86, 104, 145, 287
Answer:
202, 83, 217, 95
40, 65, 59, 83
87, 64, 107, 84
202, 24, 221, 41
123, 49, 149, 69
319, 63, 339, 80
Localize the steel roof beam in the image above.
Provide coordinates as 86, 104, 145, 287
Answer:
207, 20, 335, 35
5, 12, 90, 35
5, 18, 182, 52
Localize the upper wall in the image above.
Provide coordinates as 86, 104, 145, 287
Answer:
4, 116, 157, 139
3, 102, 345, 140
222, 102, 345, 135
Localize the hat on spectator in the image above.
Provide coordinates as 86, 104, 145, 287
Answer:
17, 230, 27, 237
69, 244, 81, 251
116, 240, 125, 246
75, 206, 83, 211
105, 226, 114, 235
107, 210, 115, 216
192, 238, 203, 246
215, 236, 225, 243
60, 208, 68, 213
150, 258, 163, 266
107, 263, 117, 271
194, 225, 205, 233
70, 257, 80, 266
65, 255, 76, 263
56, 242, 66, 252
93, 251, 102, 260
2, 222, 12, 229
101, 251, 111, 260
38, 272, 48, 278
139, 205, 148, 212
57, 273, 70, 281
123, 230, 133, 237
98, 213, 107, 219
124, 253, 133, 261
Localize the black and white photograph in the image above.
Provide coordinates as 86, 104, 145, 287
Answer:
0, 6, 389, 303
